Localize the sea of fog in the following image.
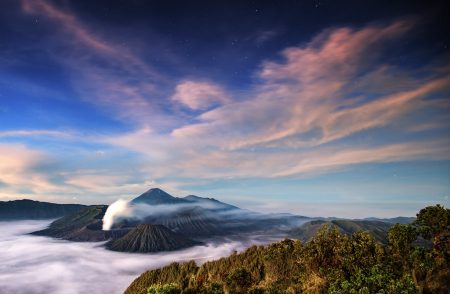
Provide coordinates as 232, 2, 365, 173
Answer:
0, 220, 283, 294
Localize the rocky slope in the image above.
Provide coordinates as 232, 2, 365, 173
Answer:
106, 224, 199, 253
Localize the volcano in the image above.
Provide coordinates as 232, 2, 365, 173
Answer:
106, 224, 199, 253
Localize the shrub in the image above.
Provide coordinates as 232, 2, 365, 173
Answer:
147, 283, 181, 294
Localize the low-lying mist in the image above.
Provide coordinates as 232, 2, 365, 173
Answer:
102, 198, 307, 231
0, 220, 282, 294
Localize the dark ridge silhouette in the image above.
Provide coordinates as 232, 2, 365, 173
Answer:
0, 199, 86, 220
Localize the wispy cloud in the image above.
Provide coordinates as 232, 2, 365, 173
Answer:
20, 0, 172, 128
21, 0, 158, 76
2, 5, 449, 213
172, 19, 448, 149
171, 80, 230, 110
0, 141, 152, 203
105, 19, 450, 181
0, 130, 73, 139
0, 144, 60, 199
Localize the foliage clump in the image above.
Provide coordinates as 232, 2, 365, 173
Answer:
124, 205, 449, 294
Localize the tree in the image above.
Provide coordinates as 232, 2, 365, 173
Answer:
388, 224, 417, 268
147, 283, 181, 294
415, 205, 449, 240
302, 225, 347, 276
328, 264, 417, 294
414, 204, 450, 261
124, 205, 449, 294
226, 268, 253, 293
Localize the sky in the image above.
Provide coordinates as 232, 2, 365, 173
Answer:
0, 0, 449, 218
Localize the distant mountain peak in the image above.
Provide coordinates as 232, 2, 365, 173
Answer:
146, 187, 165, 193
142, 188, 170, 195
129, 188, 240, 211
131, 188, 187, 205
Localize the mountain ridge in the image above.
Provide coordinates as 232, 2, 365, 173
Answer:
23, 188, 416, 254
0, 199, 86, 220
131, 188, 187, 205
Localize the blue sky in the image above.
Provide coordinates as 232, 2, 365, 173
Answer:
0, 0, 449, 217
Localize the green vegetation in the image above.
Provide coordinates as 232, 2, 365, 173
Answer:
289, 219, 393, 244
126, 205, 449, 294
32, 205, 109, 241
147, 283, 182, 294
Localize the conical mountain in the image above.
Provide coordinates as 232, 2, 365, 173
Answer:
131, 188, 188, 205
106, 224, 199, 253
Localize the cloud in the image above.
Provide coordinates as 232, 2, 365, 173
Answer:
0, 220, 282, 294
20, 0, 172, 128
272, 139, 450, 177
171, 19, 449, 151
0, 141, 156, 204
105, 18, 449, 180
116, 138, 449, 180
0, 130, 72, 139
3, 10, 449, 210
0, 144, 43, 175
20, 0, 155, 73
0, 144, 57, 199
254, 30, 279, 44
171, 81, 230, 110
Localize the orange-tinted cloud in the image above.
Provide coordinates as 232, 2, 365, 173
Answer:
109, 19, 450, 180
171, 81, 230, 110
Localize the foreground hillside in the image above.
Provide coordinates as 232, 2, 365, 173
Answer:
126, 205, 449, 294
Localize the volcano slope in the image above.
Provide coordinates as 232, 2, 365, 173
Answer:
106, 224, 200, 253
31, 205, 125, 242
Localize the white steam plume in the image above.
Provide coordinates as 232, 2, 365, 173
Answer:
102, 198, 242, 231
102, 199, 133, 230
